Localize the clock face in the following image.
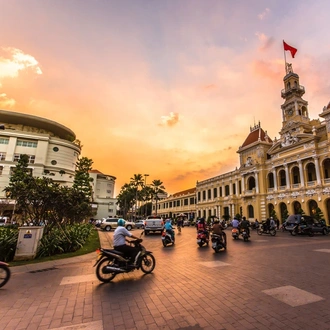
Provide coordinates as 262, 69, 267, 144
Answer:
288, 109, 293, 116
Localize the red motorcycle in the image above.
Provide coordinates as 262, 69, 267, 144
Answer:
197, 230, 209, 247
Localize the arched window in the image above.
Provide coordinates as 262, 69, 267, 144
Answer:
248, 205, 254, 218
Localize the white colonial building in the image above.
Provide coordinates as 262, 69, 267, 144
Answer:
0, 109, 116, 219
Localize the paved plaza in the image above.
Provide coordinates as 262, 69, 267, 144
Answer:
2, 227, 330, 330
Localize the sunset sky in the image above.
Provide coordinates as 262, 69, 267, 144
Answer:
1, 0, 330, 196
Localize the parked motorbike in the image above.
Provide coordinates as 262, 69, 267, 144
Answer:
257, 225, 276, 236
197, 230, 209, 247
241, 228, 250, 242
0, 261, 11, 288
162, 229, 175, 247
231, 228, 240, 240
291, 224, 314, 237
211, 233, 226, 252
94, 234, 155, 283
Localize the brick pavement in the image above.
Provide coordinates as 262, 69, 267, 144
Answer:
2, 227, 330, 330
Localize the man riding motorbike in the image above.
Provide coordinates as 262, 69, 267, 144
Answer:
197, 218, 209, 239
231, 217, 240, 230
164, 218, 175, 240
113, 219, 141, 266
240, 216, 250, 237
212, 219, 227, 245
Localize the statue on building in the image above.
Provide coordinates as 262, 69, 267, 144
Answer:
281, 131, 298, 147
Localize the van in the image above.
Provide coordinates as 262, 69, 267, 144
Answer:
144, 216, 164, 235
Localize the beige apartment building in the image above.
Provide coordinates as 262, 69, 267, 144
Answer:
0, 110, 116, 220
157, 65, 330, 224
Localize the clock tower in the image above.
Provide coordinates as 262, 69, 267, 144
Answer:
279, 63, 310, 139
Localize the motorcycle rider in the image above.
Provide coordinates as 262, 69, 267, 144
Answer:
164, 218, 175, 241
231, 217, 240, 230
270, 217, 276, 230
197, 218, 209, 239
212, 219, 227, 245
113, 219, 141, 265
240, 216, 250, 237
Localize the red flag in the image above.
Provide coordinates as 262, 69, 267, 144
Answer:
283, 40, 297, 58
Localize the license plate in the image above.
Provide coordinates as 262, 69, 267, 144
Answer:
162, 237, 165, 240
197, 239, 201, 243
212, 242, 217, 248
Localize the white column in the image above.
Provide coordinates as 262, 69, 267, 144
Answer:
314, 157, 321, 185
229, 181, 233, 195
298, 160, 305, 187
284, 164, 290, 189
241, 176, 245, 193
235, 179, 239, 196
254, 171, 259, 193
272, 168, 278, 191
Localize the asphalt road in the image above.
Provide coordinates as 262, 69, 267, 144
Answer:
2, 226, 330, 330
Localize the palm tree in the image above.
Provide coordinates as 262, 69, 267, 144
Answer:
130, 174, 144, 220
150, 179, 166, 215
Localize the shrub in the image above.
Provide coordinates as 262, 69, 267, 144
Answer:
0, 227, 19, 262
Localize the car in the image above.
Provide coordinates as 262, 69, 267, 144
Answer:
144, 216, 164, 235
285, 214, 329, 235
183, 220, 190, 227
100, 218, 135, 232
135, 220, 145, 229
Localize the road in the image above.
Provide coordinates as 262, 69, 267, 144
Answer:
2, 226, 330, 330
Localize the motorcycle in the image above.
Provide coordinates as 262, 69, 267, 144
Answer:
94, 235, 155, 283
162, 229, 175, 247
290, 224, 314, 237
241, 228, 250, 242
197, 230, 209, 247
0, 261, 11, 288
257, 225, 276, 236
211, 233, 226, 252
231, 228, 240, 239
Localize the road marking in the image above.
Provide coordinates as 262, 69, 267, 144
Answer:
262, 285, 324, 307
60, 274, 96, 285
198, 261, 230, 268
50, 320, 103, 329
314, 249, 330, 253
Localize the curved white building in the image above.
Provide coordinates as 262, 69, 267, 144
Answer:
0, 109, 81, 196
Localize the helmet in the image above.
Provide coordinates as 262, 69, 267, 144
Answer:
117, 218, 126, 226
166, 218, 171, 223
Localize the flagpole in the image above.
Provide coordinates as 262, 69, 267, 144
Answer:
283, 40, 287, 72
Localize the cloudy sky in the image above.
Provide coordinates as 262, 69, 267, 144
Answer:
1, 0, 330, 195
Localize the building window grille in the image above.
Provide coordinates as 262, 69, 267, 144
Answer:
0, 153, 6, 161
13, 154, 35, 164
16, 140, 37, 148
0, 138, 9, 145
51, 160, 57, 165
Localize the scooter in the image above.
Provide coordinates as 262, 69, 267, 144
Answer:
290, 224, 314, 237
0, 261, 10, 288
231, 228, 240, 240
241, 228, 250, 242
162, 229, 175, 247
257, 225, 276, 236
197, 230, 209, 247
211, 233, 226, 252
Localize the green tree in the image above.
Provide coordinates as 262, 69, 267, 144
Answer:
281, 208, 289, 222
130, 174, 144, 220
150, 179, 166, 215
313, 207, 325, 221
73, 157, 94, 201
116, 183, 136, 219
270, 209, 278, 220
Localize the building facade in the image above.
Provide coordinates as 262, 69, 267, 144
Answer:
0, 110, 116, 219
89, 169, 117, 219
157, 66, 330, 224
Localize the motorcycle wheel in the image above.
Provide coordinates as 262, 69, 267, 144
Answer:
162, 240, 167, 247
244, 236, 248, 242
291, 230, 297, 236
214, 246, 220, 253
270, 229, 276, 236
257, 229, 262, 235
198, 242, 203, 247
323, 228, 328, 235
308, 230, 314, 237
140, 253, 156, 274
0, 265, 11, 288
96, 258, 117, 283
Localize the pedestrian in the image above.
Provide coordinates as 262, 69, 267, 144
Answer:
276, 218, 280, 230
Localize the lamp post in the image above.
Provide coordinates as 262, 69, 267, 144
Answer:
144, 174, 149, 186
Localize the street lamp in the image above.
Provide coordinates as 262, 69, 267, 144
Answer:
144, 174, 149, 186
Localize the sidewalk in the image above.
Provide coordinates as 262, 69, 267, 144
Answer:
11, 229, 113, 274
